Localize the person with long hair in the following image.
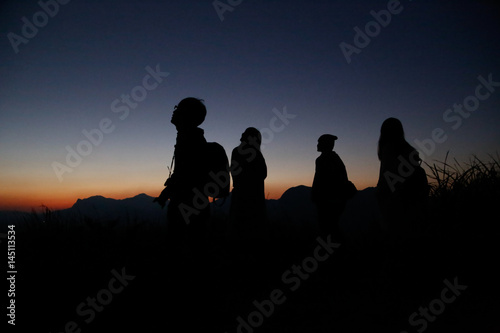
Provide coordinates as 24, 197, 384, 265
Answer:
376, 118, 430, 320
376, 117, 428, 237
229, 127, 268, 243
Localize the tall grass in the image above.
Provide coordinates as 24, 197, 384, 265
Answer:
425, 152, 500, 198
424, 152, 500, 235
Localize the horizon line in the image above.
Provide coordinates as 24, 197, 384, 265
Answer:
0, 185, 376, 213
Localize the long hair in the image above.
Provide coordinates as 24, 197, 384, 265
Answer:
241, 127, 262, 150
377, 117, 415, 161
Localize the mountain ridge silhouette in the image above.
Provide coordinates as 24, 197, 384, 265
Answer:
0, 186, 381, 239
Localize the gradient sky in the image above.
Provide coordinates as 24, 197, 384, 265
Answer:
1, 0, 499, 211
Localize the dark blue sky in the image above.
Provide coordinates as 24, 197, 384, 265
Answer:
1, 0, 499, 209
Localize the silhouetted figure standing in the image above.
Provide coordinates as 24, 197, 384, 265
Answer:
376, 117, 428, 240
229, 127, 268, 243
311, 134, 348, 242
376, 117, 429, 321
154, 97, 210, 249
152, 97, 215, 329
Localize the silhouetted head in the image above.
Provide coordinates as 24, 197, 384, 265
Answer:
317, 134, 338, 152
240, 127, 262, 148
378, 117, 408, 160
380, 117, 405, 141
171, 97, 207, 129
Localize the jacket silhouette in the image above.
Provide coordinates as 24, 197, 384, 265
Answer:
155, 97, 210, 244
311, 134, 348, 241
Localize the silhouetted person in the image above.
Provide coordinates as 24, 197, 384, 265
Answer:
311, 134, 348, 242
229, 127, 268, 244
154, 97, 210, 250
376, 117, 428, 240
153, 98, 220, 329
376, 117, 429, 319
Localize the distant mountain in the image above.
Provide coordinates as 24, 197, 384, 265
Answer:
0, 187, 382, 239
210, 185, 381, 241
61, 193, 167, 226
0, 193, 167, 226
340, 186, 381, 241
267, 185, 318, 230
268, 185, 381, 240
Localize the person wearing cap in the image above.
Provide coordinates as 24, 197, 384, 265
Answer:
154, 97, 210, 244
311, 134, 349, 241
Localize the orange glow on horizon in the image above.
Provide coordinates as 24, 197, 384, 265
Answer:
1, 178, 376, 212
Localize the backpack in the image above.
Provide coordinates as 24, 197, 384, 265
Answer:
204, 142, 230, 199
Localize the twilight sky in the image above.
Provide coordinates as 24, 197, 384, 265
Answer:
1, 0, 499, 211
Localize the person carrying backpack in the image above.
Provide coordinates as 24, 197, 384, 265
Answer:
153, 97, 232, 326
154, 97, 231, 245
154, 97, 211, 246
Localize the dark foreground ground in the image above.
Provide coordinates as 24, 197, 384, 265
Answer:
6, 204, 500, 333
6, 156, 500, 332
